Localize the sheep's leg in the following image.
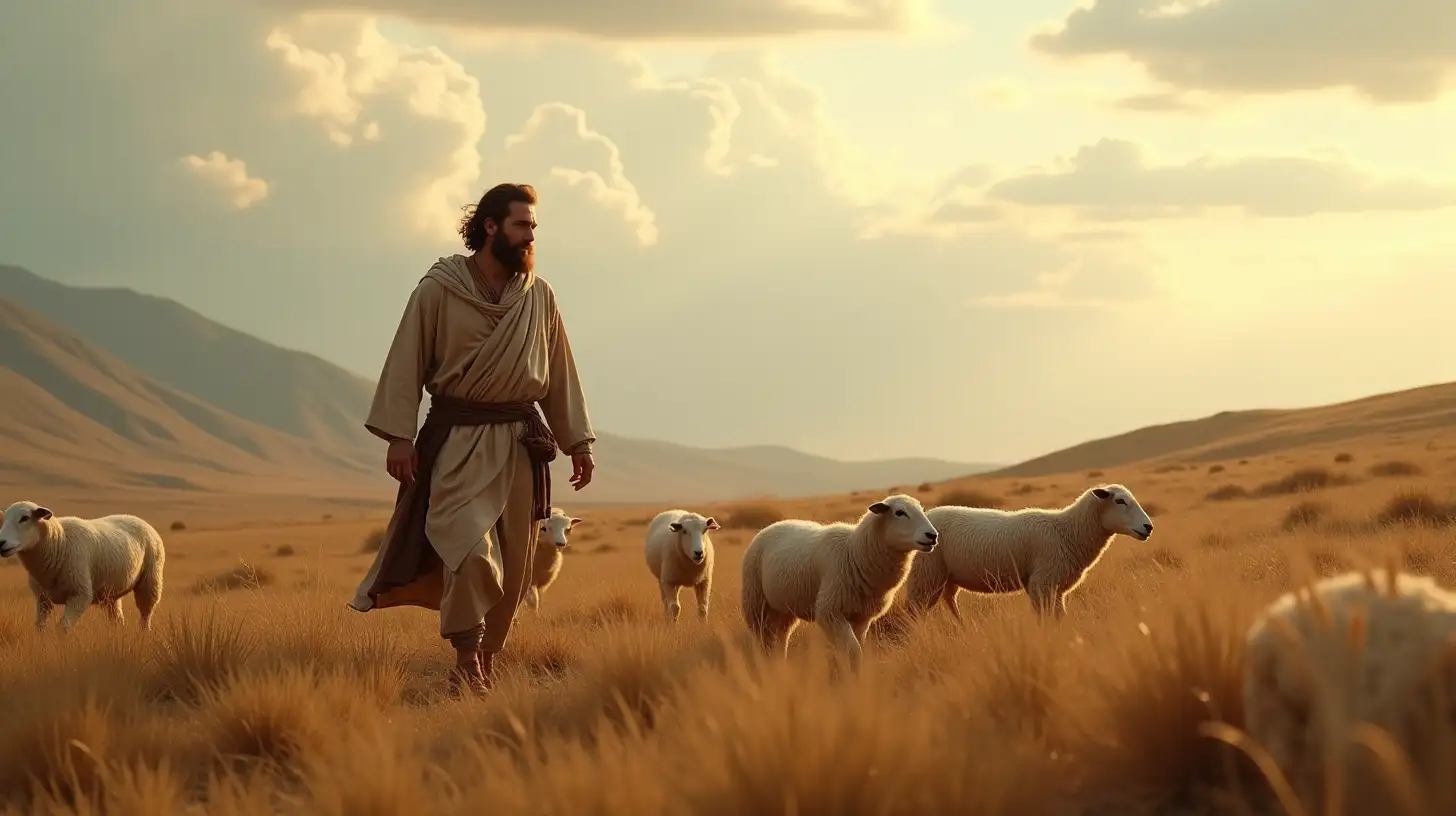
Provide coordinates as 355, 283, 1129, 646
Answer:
692, 580, 710, 621
134, 572, 162, 632
103, 598, 125, 625
59, 591, 92, 633
661, 582, 682, 623
33, 593, 53, 632
940, 585, 963, 621
525, 585, 540, 612
820, 617, 863, 674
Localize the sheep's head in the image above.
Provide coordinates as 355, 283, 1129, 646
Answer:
1090, 484, 1154, 541
0, 501, 53, 558
538, 510, 581, 549
667, 513, 719, 565
866, 494, 939, 553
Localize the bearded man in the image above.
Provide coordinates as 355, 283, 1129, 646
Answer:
349, 182, 597, 697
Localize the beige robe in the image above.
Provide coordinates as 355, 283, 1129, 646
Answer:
348, 254, 595, 613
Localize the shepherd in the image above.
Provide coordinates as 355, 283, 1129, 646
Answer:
349, 182, 598, 697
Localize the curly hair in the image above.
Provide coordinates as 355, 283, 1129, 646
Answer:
458, 183, 538, 252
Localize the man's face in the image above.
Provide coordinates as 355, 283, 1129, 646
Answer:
489, 201, 536, 274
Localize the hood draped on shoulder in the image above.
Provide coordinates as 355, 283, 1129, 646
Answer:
422, 253, 535, 317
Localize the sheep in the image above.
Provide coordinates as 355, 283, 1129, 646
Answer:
0, 500, 166, 632
1240, 568, 1456, 811
643, 509, 720, 623
740, 493, 938, 673
903, 483, 1153, 621
525, 507, 580, 613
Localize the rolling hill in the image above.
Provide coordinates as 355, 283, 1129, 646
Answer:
0, 297, 382, 495
990, 380, 1456, 478
0, 266, 999, 504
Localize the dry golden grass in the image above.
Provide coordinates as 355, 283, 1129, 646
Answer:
2, 434, 1456, 813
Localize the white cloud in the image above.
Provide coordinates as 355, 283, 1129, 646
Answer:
502, 103, 659, 247
265, 19, 486, 241
179, 151, 271, 209
1029, 0, 1456, 104
981, 138, 1456, 219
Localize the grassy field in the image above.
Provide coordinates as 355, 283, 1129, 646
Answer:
1, 435, 1455, 814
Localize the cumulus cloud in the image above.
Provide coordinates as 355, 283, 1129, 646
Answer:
179, 151, 271, 209
982, 138, 1456, 219
502, 103, 659, 246
251, 0, 938, 40
1029, 0, 1456, 104
265, 20, 486, 241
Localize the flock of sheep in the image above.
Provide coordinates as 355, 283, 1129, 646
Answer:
3, 480, 1451, 798
533, 482, 1158, 671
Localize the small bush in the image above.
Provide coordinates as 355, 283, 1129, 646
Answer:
1207, 464, 1225, 475
1253, 466, 1349, 497
1333, 452, 1354, 464
1280, 500, 1327, 532
360, 527, 386, 553
191, 562, 276, 595
721, 503, 784, 530
1366, 460, 1423, 478
275, 544, 296, 557
1375, 489, 1456, 527
169, 520, 186, 531
1205, 485, 1248, 502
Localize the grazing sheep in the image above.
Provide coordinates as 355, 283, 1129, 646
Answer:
643, 509, 720, 623
740, 494, 938, 672
526, 507, 580, 613
1241, 568, 1456, 811
0, 500, 166, 632
903, 484, 1153, 621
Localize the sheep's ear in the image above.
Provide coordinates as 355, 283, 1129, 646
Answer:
669, 522, 683, 532
569, 517, 583, 528
32, 507, 52, 521
1092, 488, 1112, 500
704, 517, 720, 530
868, 502, 891, 515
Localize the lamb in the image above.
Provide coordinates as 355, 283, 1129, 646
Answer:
643, 509, 720, 623
903, 483, 1153, 621
0, 500, 166, 632
740, 493, 938, 673
525, 507, 580, 613
1239, 568, 1456, 811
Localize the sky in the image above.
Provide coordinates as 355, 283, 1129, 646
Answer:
2, 0, 1454, 465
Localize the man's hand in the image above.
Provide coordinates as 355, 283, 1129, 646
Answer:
569, 451, 594, 491
386, 438, 418, 485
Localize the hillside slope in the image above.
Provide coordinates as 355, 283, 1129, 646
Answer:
2, 267, 998, 502
991, 380, 1456, 478
0, 265, 378, 468
0, 298, 385, 494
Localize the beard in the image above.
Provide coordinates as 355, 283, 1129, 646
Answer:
490, 230, 534, 274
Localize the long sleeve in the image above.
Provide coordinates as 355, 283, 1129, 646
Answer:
364, 278, 441, 443
538, 301, 596, 456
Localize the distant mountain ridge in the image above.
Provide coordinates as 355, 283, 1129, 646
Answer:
988, 380, 1456, 478
0, 266, 999, 503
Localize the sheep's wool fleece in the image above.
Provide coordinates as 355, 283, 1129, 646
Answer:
349, 254, 595, 613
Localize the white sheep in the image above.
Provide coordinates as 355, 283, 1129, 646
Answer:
643, 509, 720, 623
740, 493, 939, 672
903, 483, 1153, 621
526, 507, 581, 613
0, 500, 166, 632
1241, 568, 1456, 811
